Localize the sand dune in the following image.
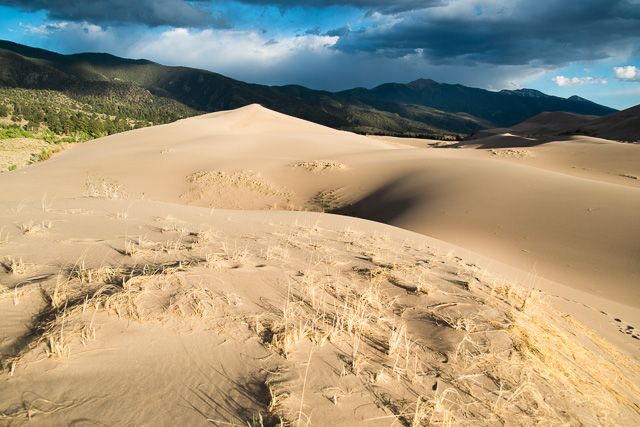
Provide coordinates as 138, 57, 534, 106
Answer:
469, 111, 600, 139
1, 105, 639, 426
581, 104, 640, 142
469, 104, 640, 142
344, 147, 640, 306
2, 104, 638, 329
7, 105, 636, 308
0, 105, 391, 206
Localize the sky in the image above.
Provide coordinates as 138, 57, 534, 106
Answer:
0, 0, 638, 110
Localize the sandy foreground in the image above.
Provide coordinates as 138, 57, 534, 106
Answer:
1, 105, 639, 426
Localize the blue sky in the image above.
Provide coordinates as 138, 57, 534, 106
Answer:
0, 0, 639, 110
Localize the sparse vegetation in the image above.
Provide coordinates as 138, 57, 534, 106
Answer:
491, 148, 532, 159
19, 220, 51, 235
307, 189, 349, 213
1, 191, 638, 426
186, 170, 291, 198
621, 173, 639, 180
293, 160, 346, 173
0, 85, 202, 170
181, 170, 293, 209
83, 173, 129, 199
34, 144, 67, 162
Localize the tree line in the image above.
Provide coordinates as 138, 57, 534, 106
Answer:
0, 87, 200, 142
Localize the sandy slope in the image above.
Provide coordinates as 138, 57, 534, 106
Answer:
1, 104, 638, 339
1, 105, 639, 426
1, 199, 639, 426
1, 107, 637, 310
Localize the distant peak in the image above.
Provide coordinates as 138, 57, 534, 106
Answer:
567, 95, 594, 104
407, 78, 437, 89
500, 88, 551, 98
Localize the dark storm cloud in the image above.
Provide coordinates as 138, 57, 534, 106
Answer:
325, 25, 351, 37
333, 0, 640, 66
226, 0, 445, 14
0, 0, 233, 28
304, 26, 321, 35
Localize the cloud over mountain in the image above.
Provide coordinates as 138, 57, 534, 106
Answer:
330, 0, 640, 67
1, 0, 638, 109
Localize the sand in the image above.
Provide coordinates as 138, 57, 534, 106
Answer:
1, 105, 639, 426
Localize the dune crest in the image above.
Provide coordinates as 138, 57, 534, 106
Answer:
192, 103, 346, 135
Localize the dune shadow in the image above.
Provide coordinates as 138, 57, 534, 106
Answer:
330, 174, 420, 226
183, 362, 277, 426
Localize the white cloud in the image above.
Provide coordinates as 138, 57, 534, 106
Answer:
21, 22, 69, 35
39, 22, 123, 54
552, 75, 608, 88
128, 28, 339, 73
613, 65, 640, 81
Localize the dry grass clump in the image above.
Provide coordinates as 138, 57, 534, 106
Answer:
168, 288, 217, 319
264, 245, 290, 261
490, 149, 532, 159
123, 232, 202, 258
3, 256, 31, 275
264, 372, 291, 426
245, 229, 640, 426
0, 260, 215, 372
180, 169, 294, 209
262, 233, 296, 261
193, 229, 218, 246
292, 160, 346, 173
184, 170, 292, 199
19, 220, 51, 235
0, 283, 34, 306
203, 242, 251, 269
161, 222, 188, 233
83, 173, 129, 199
252, 268, 412, 384
422, 275, 640, 426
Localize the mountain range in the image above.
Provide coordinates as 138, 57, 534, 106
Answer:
0, 40, 618, 137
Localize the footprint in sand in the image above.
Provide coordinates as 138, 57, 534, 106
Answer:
614, 318, 640, 340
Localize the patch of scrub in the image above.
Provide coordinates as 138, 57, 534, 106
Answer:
293, 160, 346, 173
181, 170, 293, 209
491, 149, 533, 159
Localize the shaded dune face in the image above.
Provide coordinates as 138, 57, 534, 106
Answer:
1, 104, 639, 426
469, 104, 640, 143
341, 155, 640, 308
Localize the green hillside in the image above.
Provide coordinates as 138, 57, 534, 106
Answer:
0, 40, 618, 142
